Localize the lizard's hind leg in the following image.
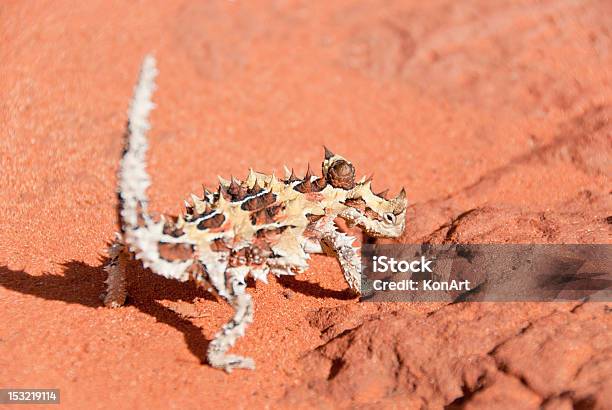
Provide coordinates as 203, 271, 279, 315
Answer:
103, 234, 129, 308
207, 266, 255, 372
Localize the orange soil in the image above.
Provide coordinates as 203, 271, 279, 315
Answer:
1, 1, 610, 409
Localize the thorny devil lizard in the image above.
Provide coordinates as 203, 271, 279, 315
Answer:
103, 55, 408, 372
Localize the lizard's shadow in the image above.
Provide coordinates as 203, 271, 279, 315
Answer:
277, 275, 356, 300
0, 259, 356, 364
0, 260, 215, 364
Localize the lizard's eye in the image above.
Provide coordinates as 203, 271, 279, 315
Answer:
383, 212, 396, 224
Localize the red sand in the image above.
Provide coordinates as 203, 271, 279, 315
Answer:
1, 1, 610, 408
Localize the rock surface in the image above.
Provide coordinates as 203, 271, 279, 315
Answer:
1, 1, 610, 408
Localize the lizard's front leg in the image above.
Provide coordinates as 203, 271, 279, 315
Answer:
321, 224, 362, 294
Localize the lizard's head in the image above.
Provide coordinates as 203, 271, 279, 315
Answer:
322, 147, 407, 238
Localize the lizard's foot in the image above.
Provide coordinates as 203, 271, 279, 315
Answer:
103, 235, 128, 308
208, 353, 255, 373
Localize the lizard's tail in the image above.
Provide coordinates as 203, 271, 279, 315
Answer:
118, 54, 157, 232
116, 55, 193, 281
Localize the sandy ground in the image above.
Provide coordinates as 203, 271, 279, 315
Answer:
1, 1, 611, 409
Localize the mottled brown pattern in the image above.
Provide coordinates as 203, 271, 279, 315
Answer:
306, 213, 325, 223
188, 204, 213, 221
229, 245, 271, 267
163, 220, 185, 237
255, 226, 289, 242
229, 248, 249, 267
241, 192, 276, 211
246, 245, 267, 265
247, 181, 265, 195
343, 198, 366, 212
218, 185, 232, 201
364, 207, 383, 221
196, 213, 225, 230
249, 203, 283, 225
158, 242, 194, 261
294, 177, 327, 193
249, 209, 274, 225
210, 238, 230, 253
228, 180, 248, 201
